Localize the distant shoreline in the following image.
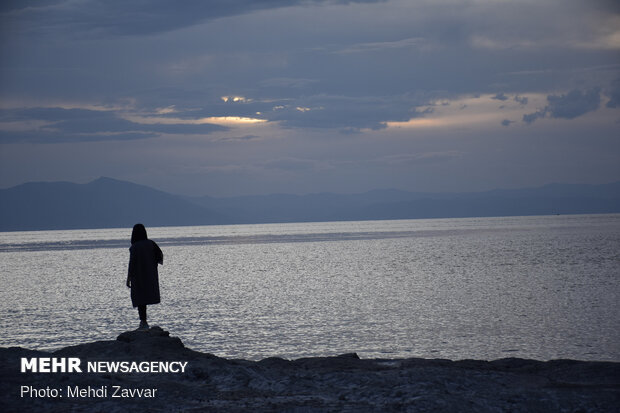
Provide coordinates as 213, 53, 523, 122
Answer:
1, 327, 618, 412
2, 177, 619, 231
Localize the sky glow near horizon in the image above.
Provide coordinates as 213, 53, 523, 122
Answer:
0, 0, 619, 196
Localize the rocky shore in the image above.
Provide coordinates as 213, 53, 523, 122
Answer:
1, 327, 618, 412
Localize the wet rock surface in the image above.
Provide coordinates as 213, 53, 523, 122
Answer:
1, 327, 618, 412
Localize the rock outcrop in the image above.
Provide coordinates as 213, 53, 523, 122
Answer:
1, 327, 618, 412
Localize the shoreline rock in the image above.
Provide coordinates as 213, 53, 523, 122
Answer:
1, 327, 618, 412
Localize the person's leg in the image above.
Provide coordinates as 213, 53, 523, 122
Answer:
138, 305, 149, 329
138, 305, 147, 322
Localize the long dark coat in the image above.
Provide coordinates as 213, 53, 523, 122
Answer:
128, 239, 163, 307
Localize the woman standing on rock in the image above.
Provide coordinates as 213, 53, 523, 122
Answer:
126, 223, 163, 330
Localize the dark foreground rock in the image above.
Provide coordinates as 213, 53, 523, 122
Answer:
1, 327, 618, 412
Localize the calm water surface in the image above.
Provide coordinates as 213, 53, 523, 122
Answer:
0, 215, 619, 361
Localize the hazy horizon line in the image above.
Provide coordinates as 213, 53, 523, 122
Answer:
2, 175, 620, 199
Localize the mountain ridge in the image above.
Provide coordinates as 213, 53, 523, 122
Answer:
0, 177, 228, 231
1, 178, 619, 231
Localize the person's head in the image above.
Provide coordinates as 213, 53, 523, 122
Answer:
131, 223, 148, 244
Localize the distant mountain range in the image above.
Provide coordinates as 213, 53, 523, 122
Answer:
1, 177, 619, 231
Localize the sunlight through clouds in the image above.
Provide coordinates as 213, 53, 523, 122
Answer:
221, 96, 251, 103
123, 115, 266, 127
385, 94, 549, 130
204, 116, 267, 126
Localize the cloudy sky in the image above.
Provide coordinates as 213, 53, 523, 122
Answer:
1, 0, 619, 196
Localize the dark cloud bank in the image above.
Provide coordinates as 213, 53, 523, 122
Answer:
523, 88, 602, 124
0, 107, 226, 143
2, 0, 386, 36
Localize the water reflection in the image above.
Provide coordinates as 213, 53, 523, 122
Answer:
0, 215, 619, 361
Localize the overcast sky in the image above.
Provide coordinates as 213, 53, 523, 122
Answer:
1, 0, 619, 196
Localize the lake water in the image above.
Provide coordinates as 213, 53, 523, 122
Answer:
1, 215, 619, 362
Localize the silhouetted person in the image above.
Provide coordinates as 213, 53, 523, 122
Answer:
126, 223, 163, 330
